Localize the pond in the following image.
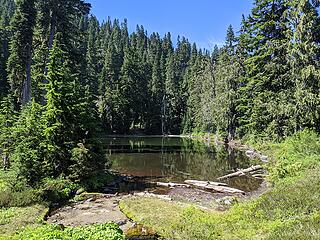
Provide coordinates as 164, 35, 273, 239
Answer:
103, 136, 262, 192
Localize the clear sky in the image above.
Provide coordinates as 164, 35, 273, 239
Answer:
87, 0, 253, 50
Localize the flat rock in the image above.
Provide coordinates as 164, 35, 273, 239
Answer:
47, 196, 131, 231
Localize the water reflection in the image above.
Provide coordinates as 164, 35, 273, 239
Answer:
103, 137, 261, 191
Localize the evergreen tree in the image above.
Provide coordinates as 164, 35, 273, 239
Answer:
164, 52, 180, 134
32, 0, 91, 104
0, 0, 15, 98
42, 39, 74, 177
0, 95, 16, 169
213, 25, 240, 140
288, 0, 320, 133
6, 0, 36, 106
238, 0, 291, 137
86, 15, 100, 96
146, 32, 163, 133
11, 101, 45, 184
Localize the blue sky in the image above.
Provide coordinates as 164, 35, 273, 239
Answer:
87, 0, 253, 50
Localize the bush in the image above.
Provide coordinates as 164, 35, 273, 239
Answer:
39, 177, 79, 204
81, 172, 114, 191
267, 129, 320, 183
0, 189, 42, 208
67, 140, 108, 181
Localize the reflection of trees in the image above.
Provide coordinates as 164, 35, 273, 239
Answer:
162, 139, 254, 181
107, 137, 254, 183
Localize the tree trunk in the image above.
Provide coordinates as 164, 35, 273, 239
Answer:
184, 180, 244, 194
22, 42, 32, 106
217, 165, 263, 180
41, 12, 57, 105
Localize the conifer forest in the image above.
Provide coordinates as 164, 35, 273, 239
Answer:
1, 0, 320, 239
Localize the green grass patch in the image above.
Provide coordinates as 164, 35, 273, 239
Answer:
6, 222, 125, 240
0, 204, 48, 237
0, 206, 124, 240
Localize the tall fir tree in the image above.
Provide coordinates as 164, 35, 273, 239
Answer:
6, 0, 36, 106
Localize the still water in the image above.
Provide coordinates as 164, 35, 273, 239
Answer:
104, 136, 262, 191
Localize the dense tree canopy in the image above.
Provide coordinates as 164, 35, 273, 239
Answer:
0, 0, 320, 187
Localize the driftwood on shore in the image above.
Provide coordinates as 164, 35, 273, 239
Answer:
217, 165, 263, 181
134, 192, 172, 201
184, 180, 245, 194
156, 180, 244, 194
184, 180, 228, 187
156, 182, 191, 188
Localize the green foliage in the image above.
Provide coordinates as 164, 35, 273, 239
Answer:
6, 0, 36, 106
266, 130, 320, 183
0, 95, 16, 170
11, 101, 45, 185
68, 141, 107, 182
0, 204, 47, 237
39, 177, 78, 204
13, 223, 125, 240
0, 188, 41, 208
81, 172, 114, 192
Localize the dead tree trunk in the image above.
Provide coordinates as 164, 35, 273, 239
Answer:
217, 165, 263, 180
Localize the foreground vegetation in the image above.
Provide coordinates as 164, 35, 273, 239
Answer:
120, 130, 320, 239
1, 220, 124, 240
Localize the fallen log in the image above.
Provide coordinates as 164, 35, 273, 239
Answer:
184, 180, 228, 187
156, 182, 191, 188
134, 192, 172, 201
186, 182, 245, 194
217, 165, 263, 181
252, 174, 267, 178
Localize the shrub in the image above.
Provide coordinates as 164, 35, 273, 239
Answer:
39, 177, 79, 204
0, 189, 42, 208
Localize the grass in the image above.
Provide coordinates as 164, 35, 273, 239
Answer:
6, 222, 125, 240
0, 204, 125, 240
120, 130, 320, 239
0, 204, 48, 237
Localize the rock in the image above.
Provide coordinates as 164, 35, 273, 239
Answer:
76, 188, 86, 195
85, 198, 94, 203
245, 150, 255, 157
116, 220, 127, 226
216, 196, 238, 206
261, 155, 269, 162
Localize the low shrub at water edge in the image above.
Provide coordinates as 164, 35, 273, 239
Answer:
261, 130, 320, 184
38, 177, 79, 204
81, 171, 115, 191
